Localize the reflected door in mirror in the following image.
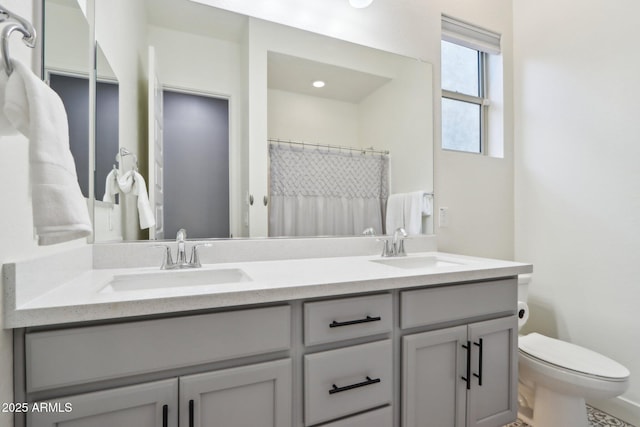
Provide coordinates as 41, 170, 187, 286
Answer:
163, 90, 230, 239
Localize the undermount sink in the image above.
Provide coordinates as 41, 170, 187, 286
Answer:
370, 255, 464, 270
101, 268, 252, 293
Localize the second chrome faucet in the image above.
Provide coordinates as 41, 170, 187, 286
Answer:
380, 227, 408, 257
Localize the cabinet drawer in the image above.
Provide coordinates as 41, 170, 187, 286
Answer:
400, 278, 516, 329
304, 294, 392, 346
317, 406, 392, 427
304, 340, 392, 426
26, 305, 290, 392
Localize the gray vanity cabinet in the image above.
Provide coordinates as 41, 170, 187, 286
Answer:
402, 316, 518, 427
28, 378, 178, 427
179, 359, 292, 427
17, 277, 521, 427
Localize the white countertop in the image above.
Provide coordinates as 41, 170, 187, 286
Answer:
3, 247, 532, 329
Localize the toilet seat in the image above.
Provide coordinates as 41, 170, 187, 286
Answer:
519, 333, 629, 381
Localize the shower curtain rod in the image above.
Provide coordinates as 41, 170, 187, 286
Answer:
268, 138, 389, 155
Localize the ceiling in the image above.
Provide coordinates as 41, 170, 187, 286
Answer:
145, 0, 247, 42
268, 52, 390, 104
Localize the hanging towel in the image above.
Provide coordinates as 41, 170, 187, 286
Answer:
130, 171, 155, 230
0, 61, 91, 245
385, 193, 405, 235
404, 191, 430, 235
103, 169, 155, 229
103, 168, 119, 203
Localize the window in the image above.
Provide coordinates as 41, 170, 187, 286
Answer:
441, 15, 501, 154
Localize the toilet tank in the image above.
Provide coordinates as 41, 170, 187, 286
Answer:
518, 273, 532, 303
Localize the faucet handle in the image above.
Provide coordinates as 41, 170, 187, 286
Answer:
189, 243, 212, 268
151, 244, 175, 270
396, 238, 407, 256
376, 238, 392, 257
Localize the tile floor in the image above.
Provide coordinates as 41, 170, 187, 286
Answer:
505, 406, 636, 427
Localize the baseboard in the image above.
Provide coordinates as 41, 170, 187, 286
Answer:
588, 396, 640, 426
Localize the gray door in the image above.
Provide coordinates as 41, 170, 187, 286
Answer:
179, 359, 292, 427
163, 90, 230, 238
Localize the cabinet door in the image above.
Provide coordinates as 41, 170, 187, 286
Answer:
180, 359, 291, 427
467, 316, 518, 427
402, 325, 468, 427
28, 379, 177, 427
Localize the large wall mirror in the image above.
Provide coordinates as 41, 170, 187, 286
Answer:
42, 0, 434, 243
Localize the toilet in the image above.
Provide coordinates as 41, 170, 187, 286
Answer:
517, 274, 630, 427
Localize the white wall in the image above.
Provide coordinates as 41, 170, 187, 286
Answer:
513, 0, 640, 423
268, 89, 359, 145
434, 1, 514, 259
360, 61, 433, 197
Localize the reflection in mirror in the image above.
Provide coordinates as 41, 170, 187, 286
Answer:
95, 45, 119, 203
43, 0, 91, 198
267, 51, 432, 237
44, 0, 434, 242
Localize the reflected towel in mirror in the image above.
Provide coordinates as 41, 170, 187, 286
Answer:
103, 169, 155, 230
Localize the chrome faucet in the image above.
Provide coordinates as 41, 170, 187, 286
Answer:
153, 229, 211, 269
380, 227, 408, 257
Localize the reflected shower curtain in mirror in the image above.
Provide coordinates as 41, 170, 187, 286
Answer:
268, 143, 389, 237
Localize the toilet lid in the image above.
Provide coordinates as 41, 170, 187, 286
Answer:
519, 333, 630, 380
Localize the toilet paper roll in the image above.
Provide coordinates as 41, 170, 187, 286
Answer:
517, 301, 529, 329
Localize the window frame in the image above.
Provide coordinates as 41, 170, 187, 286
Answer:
440, 14, 500, 155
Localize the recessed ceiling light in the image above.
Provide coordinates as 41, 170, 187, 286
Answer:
349, 0, 373, 8
312, 80, 326, 88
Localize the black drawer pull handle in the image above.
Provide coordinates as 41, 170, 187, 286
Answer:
188, 399, 194, 427
329, 315, 381, 328
329, 376, 381, 394
473, 338, 483, 386
162, 404, 168, 427
461, 341, 471, 390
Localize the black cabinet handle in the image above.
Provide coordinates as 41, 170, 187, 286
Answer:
188, 399, 194, 427
473, 338, 484, 386
461, 341, 471, 390
162, 404, 168, 427
329, 376, 381, 394
329, 315, 381, 328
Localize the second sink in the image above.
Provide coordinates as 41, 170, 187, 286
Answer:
370, 255, 464, 270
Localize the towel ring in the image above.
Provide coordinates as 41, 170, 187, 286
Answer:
0, 5, 37, 76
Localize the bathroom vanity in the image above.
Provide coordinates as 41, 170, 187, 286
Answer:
3, 238, 532, 427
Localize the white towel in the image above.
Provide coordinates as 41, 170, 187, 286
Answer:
103, 169, 155, 230
0, 61, 91, 245
404, 191, 430, 235
130, 171, 155, 230
103, 169, 119, 203
385, 193, 405, 235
